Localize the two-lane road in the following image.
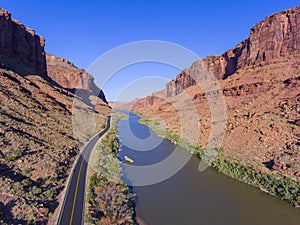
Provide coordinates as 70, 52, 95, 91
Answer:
57, 116, 111, 225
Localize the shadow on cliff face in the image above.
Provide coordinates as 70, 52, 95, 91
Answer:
68, 88, 93, 106
0, 56, 73, 93
0, 59, 108, 113
67, 88, 110, 113
0, 56, 40, 77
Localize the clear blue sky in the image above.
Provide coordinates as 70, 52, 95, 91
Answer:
2, 1, 299, 101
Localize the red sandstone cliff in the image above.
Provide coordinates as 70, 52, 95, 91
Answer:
128, 6, 300, 179
0, 8, 106, 104
0, 9, 47, 76
166, 6, 300, 97
46, 54, 107, 103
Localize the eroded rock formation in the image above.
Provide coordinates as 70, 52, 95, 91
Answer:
46, 54, 107, 103
166, 6, 300, 97
0, 9, 46, 76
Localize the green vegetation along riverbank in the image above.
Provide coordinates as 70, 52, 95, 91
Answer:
139, 115, 300, 208
85, 117, 135, 224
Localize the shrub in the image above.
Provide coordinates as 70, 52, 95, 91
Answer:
23, 168, 32, 176
21, 178, 32, 187
27, 213, 35, 225
32, 186, 42, 195
48, 176, 57, 183
6, 155, 16, 162
90, 174, 100, 189
44, 188, 56, 200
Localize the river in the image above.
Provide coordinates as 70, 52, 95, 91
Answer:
117, 112, 300, 225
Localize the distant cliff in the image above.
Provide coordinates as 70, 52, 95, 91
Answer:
0, 8, 106, 104
0, 9, 47, 76
130, 6, 300, 184
46, 54, 107, 103
166, 6, 300, 97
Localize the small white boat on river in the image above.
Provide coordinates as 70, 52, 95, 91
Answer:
124, 155, 134, 163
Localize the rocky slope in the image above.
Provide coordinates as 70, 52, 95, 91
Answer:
0, 8, 111, 224
126, 7, 300, 179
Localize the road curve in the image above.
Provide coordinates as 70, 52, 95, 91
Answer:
57, 116, 111, 225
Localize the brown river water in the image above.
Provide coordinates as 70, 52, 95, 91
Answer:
118, 112, 300, 225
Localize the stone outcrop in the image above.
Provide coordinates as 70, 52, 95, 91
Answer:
46, 54, 107, 103
0, 8, 106, 103
166, 6, 300, 97
0, 9, 46, 76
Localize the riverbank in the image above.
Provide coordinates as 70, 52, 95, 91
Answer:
138, 114, 300, 208
85, 117, 135, 224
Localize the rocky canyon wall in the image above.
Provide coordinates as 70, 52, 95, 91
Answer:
166, 6, 300, 97
0, 9, 47, 76
0, 8, 107, 103
46, 54, 107, 103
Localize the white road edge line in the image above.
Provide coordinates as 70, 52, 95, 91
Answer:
82, 117, 111, 225
55, 116, 110, 225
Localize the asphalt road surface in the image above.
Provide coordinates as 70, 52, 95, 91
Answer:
57, 116, 111, 225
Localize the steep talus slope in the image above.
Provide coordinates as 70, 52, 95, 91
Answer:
130, 7, 300, 179
0, 8, 111, 224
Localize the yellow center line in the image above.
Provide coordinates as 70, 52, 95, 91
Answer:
69, 158, 85, 225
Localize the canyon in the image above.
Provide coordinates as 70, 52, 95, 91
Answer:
0, 8, 111, 224
126, 7, 300, 182
0, 4, 300, 225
